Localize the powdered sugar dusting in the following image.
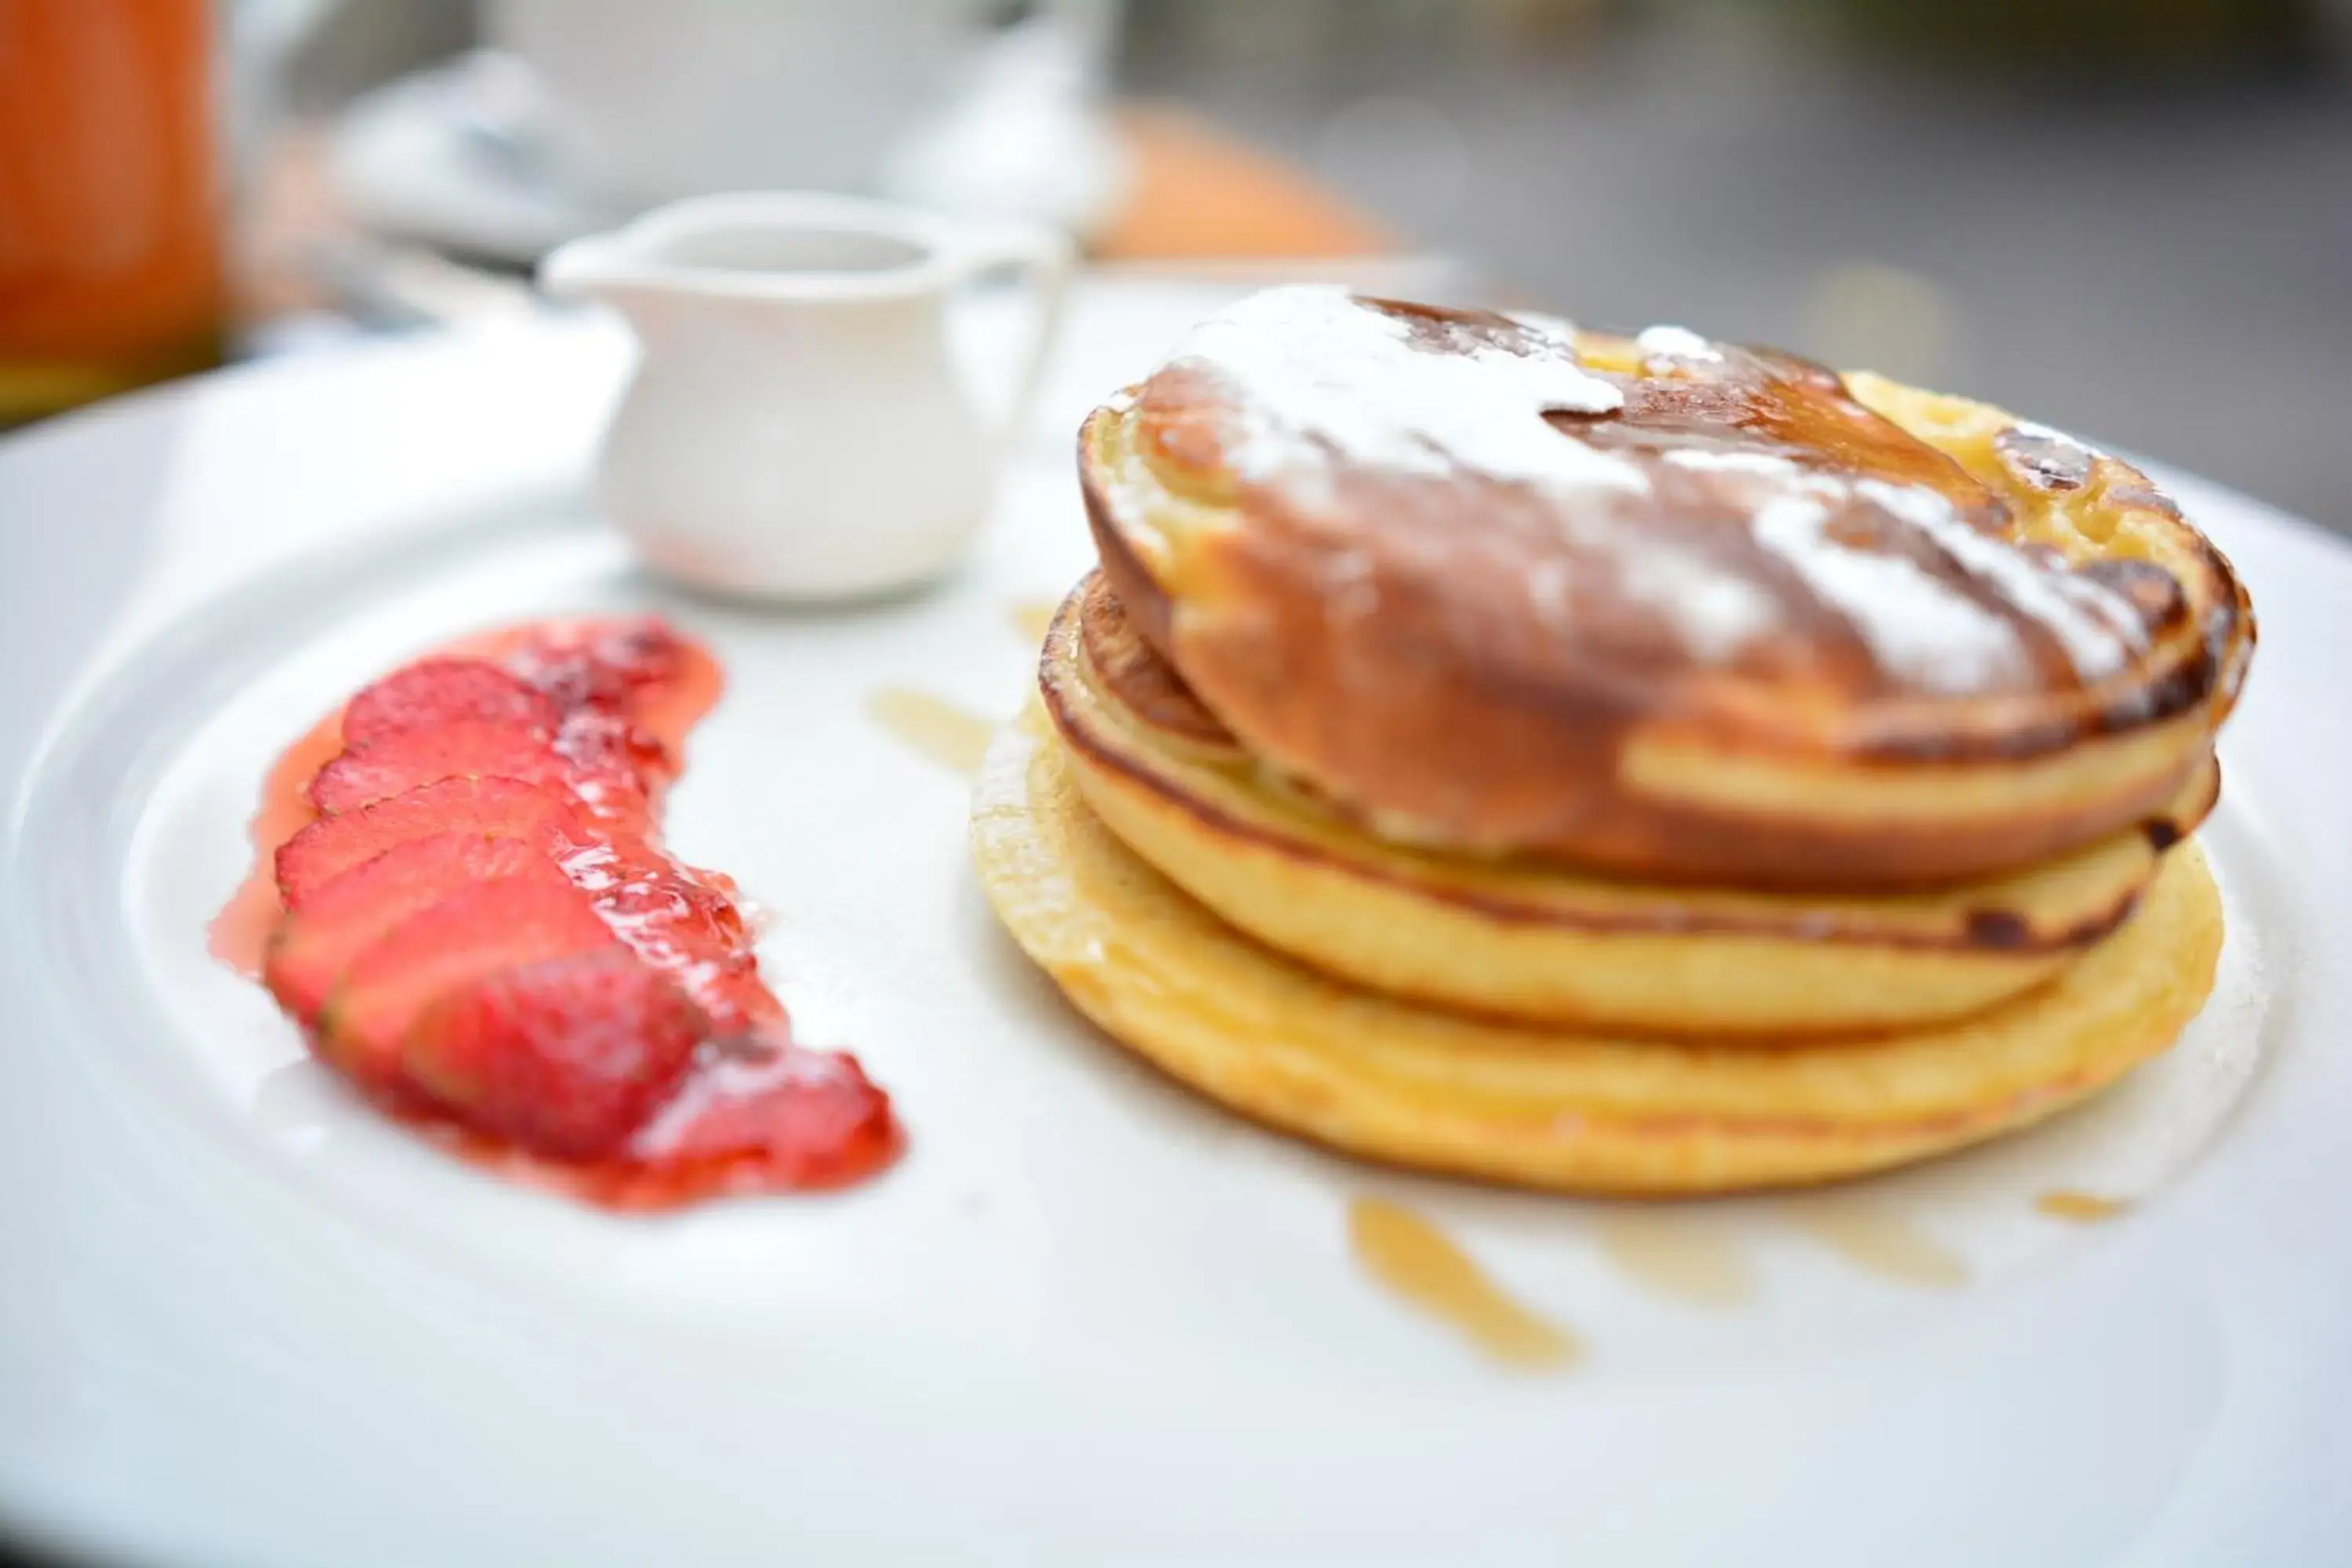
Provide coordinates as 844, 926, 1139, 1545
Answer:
1525, 547, 1779, 665
1617, 547, 1781, 662
1663, 448, 1800, 478
1129, 288, 2165, 699
1171, 286, 1642, 494
1637, 324, 1724, 368
1856, 479, 2142, 678
1753, 492, 2029, 693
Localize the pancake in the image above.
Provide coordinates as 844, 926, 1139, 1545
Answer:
1079, 289, 2253, 891
1043, 572, 2218, 1037
971, 708, 2225, 1195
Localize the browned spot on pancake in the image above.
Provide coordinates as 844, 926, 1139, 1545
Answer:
867, 688, 995, 775
2142, 753, 2220, 849
1349, 1196, 1580, 1369
1995, 424, 2096, 492
1075, 572, 1240, 750
1787, 1200, 1968, 1288
2108, 481, 2185, 521
2037, 1189, 2129, 1222
2077, 557, 2188, 631
1588, 343, 2004, 513
1964, 909, 2032, 949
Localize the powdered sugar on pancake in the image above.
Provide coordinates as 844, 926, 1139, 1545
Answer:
1612, 548, 1780, 662
1661, 447, 1801, 478
1170, 286, 1642, 493
1752, 490, 2030, 694
1857, 479, 2143, 680
1137, 288, 2164, 698
1636, 323, 1725, 370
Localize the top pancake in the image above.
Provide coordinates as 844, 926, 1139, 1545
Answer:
1078, 287, 2254, 889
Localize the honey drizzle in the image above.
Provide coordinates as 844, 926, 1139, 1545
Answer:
1786, 1200, 1968, 1289
1348, 1196, 1580, 1370
866, 688, 996, 776
1591, 1212, 1755, 1308
2037, 1189, 2129, 1223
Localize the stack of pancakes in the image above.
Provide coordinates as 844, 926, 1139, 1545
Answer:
974, 289, 2254, 1193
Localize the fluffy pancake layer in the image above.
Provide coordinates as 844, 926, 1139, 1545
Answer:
1043, 572, 2219, 1037
1080, 289, 2254, 891
972, 708, 2224, 1194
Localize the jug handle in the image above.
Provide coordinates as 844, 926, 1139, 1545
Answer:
946, 220, 1075, 456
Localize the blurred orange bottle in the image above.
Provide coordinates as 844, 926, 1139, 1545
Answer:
0, 0, 227, 423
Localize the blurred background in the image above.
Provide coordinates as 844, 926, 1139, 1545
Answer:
2, 0, 2349, 529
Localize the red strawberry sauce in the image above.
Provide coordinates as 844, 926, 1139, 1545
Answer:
212, 617, 900, 1209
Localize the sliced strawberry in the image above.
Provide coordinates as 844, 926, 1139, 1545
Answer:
499, 618, 689, 713
318, 879, 619, 1089
459, 617, 719, 770
568, 843, 745, 953
404, 949, 709, 1160
306, 719, 650, 825
554, 708, 674, 791
263, 834, 572, 1023
629, 1038, 898, 1190
625, 640, 723, 770
558, 841, 778, 1029
275, 776, 600, 909
342, 659, 563, 746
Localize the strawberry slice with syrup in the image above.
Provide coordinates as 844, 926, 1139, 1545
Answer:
234, 616, 900, 1206
404, 949, 709, 1161
340, 659, 564, 744
307, 717, 652, 827
274, 775, 604, 908
318, 878, 619, 1089
263, 833, 573, 1024
622, 1038, 898, 1200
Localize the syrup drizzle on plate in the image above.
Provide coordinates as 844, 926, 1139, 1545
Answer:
1590, 1211, 1756, 1309
1784, 1198, 1969, 1289
1348, 1196, 1581, 1370
2037, 1189, 2129, 1222
1343, 1185, 2154, 1363
867, 688, 996, 775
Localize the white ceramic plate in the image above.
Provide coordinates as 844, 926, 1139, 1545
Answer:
3, 280, 2349, 1567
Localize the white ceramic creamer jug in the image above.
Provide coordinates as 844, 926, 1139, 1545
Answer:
541, 192, 1071, 601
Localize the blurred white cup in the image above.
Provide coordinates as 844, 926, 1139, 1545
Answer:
486, 0, 1008, 205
